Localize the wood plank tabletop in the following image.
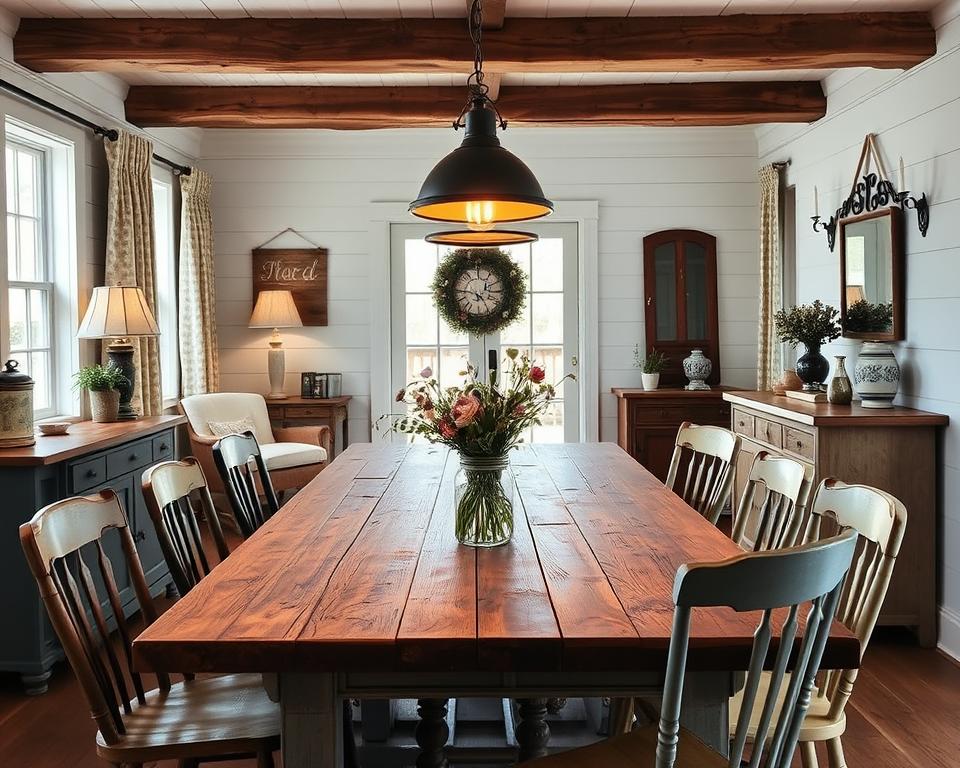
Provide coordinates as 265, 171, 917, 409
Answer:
133, 442, 860, 674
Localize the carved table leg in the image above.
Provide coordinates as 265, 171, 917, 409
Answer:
415, 698, 449, 768
515, 698, 551, 762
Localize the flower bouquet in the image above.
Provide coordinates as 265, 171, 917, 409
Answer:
382, 349, 574, 547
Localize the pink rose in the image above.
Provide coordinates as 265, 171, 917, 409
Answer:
420, 366, 433, 379
451, 395, 482, 428
529, 366, 546, 384
438, 417, 458, 439
513, 404, 526, 415
423, 408, 437, 423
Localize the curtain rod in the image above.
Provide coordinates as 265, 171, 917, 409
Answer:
0, 78, 191, 176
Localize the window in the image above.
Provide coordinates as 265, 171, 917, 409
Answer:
152, 175, 179, 405
5, 137, 55, 415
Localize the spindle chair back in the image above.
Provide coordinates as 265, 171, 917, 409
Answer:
142, 457, 231, 597
665, 422, 741, 525
213, 430, 281, 538
732, 451, 813, 551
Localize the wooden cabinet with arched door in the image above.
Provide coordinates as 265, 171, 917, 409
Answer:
643, 229, 721, 387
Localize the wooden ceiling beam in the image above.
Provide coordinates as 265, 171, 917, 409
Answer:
123, 82, 826, 129
14, 13, 934, 74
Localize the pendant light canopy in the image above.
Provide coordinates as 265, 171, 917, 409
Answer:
409, 0, 552, 229
425, 228, 539, 247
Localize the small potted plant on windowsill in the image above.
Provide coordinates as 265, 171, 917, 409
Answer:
634, 346, 669, 391
73, 363, 128, 423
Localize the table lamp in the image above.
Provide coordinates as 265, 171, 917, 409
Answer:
249, 290, 303, 400
77, 285, 160, 421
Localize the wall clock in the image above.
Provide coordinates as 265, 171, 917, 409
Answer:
432, 247, 526, 335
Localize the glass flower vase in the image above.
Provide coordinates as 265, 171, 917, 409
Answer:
454, 453, 514, 547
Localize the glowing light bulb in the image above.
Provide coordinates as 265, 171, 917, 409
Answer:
466, 200, 496, 231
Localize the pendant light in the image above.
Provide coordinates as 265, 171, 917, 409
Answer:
425, 229, 539, 247
411, 0, 552, 235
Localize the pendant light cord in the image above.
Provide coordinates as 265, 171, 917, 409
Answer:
454, 0, 507, 131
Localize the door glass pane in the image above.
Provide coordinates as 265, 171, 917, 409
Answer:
654, 243, 677, 341
8, 288, 27, 349
532, 346, 564, 384
532, 293, 563, 345
531, 238, 563, 291
532, 401, 564, 444
405, 294, 438, 345
406, 348, 437, 384
500, 301, 530, 346
685, 241, 708, 340
438, 346, 470, 389
405, 239, 437, 292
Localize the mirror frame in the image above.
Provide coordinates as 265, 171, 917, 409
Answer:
839, 206, 904, 342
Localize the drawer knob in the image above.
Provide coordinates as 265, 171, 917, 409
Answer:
159, 443, 169, 452
85, 469, 97, 478
796, 439, 803, 449
134, 530, 146, 543
129, 453, 139, 461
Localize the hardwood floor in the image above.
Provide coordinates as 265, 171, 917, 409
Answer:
0, 626, 957, 767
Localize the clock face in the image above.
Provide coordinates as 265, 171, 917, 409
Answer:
454, 265, 504, 317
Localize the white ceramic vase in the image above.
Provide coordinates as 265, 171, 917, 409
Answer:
683, 349, 712, 391
641, 372, 660, 391
853, 341, 900, 408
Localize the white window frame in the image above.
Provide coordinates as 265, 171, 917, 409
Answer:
1, 113, 81, 419
151, 171, 180, 408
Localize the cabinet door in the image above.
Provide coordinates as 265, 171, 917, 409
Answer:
634, 427, 680, 484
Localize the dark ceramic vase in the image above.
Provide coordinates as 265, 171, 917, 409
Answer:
796, 344, 830, 391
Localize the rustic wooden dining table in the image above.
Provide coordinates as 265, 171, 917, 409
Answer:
133, 441, 859, 768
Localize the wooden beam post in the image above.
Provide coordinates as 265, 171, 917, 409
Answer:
15, 14, 935, 75
123, 82, 826, 129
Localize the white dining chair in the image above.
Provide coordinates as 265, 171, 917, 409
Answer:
523, 529, 858, 768
732, 451, 813, 551
729, 478, 907, 768
665, 422, 741, 525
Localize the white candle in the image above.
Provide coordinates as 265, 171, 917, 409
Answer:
899, 157, 906, 191
814, 185, 819, 217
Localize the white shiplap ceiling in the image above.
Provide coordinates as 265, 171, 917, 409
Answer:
0, 0, 943, 19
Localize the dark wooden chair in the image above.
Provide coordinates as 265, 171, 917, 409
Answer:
19, 488, 280, 767
212, 430, 281, 538
142, 456, 362, 768
141, 457, 231, 597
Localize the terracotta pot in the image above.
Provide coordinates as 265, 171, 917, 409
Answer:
89, 389, 120, 423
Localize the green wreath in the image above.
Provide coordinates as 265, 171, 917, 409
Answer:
431, 247, 527, 335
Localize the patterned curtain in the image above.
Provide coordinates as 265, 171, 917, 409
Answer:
179, 168, 220, 396
104, 130, 162, 416
757, 164, 784, 391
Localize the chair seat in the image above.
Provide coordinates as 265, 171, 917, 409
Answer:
523, 722, 727, 768
260, 441, 327, 471
96, 673, 279, 762
730, 671, 845, 743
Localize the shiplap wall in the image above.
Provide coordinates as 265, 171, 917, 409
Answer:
199, 126, 762, 443
757, 0, 960, 656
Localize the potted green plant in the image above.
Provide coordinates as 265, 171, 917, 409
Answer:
634, 346, 669, 391
845, 300, 894, 335
73, 363, 128, 423
773, 300, 841, 391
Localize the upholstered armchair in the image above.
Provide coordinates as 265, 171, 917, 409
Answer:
179, 393, 331, 498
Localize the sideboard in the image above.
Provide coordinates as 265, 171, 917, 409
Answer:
266, 395, 351, 457
724, 390, 947, 646
0, 415, 184, 693
612, 387, 735, 483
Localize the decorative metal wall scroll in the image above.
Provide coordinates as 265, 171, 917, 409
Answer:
811, 134, 930, 252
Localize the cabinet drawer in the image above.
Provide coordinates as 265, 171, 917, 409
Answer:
784, 426, 815, 460
732, 409, 755, 438
106, 438, 153, 478
285, 406, 333, 419
754, 417, 783, 448
152, 432, 174, 462
70, 456, 107, 493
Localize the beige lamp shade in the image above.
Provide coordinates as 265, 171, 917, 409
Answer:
249, 290, 303, 329
77, 285, 160, 339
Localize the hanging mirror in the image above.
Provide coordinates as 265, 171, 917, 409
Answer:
839, 207, 904, 341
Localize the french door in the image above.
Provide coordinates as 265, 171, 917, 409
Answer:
390, 222, 580, 443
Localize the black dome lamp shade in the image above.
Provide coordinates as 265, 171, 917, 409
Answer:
409, 0, 552, 229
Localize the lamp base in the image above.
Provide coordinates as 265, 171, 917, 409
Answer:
266, 344, 287, 400
106, 340, 138, 421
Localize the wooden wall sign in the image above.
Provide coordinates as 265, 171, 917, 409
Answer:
252, 247, 328, 326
